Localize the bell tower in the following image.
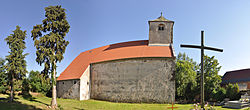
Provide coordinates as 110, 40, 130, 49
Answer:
148, 13, 174, 46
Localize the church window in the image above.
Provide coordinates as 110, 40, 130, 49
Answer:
158, 24, 165, 31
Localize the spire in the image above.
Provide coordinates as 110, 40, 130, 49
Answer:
150, 12, 171, 21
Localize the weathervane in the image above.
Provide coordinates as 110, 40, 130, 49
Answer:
180, 30, 223, 109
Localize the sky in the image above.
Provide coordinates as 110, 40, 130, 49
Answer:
0, 0, 250, 76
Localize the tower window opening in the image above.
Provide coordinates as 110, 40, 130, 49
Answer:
158, 24, 165, 31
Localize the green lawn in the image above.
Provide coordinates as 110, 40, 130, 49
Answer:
0, 94, 249, 110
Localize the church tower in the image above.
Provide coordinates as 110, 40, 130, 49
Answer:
148, 13, 174, 46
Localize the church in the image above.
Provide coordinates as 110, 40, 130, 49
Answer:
57, 14, 176, 103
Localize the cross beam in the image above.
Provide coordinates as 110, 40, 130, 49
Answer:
180, 30, 223, 109
180, 45, 223, 52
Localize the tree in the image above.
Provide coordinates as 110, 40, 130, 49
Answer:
29, 70, 42, 92
197, 55, 222, 101
5, 26, 28, 102
175, 53, 198, 101
31, 5, 70, 108
0, 57, 7, 94
175, 53, 223, 102
29, 70, 51, 93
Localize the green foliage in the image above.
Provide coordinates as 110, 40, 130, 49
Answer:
31, 5, 70, 106
5, 26, 28, 80
176, 53, 224, 102
5, 26, 28, 101
21, 78, 30, 96
213, 87, 226, 101
28, 70, 51, 94
0, 58, 7, 94
226, 83, 240, 100
31, 5, 70, 85
175, 53, 198, 101
29, 70, 41, 92
197, 55, 222, 101
14, 80, 23, 92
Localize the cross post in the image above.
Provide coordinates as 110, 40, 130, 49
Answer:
180, 30, 223, 109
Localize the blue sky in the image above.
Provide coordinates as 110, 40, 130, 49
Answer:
1, 0, 250, 76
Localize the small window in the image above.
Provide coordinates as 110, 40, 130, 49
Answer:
87, 82, 89, 85
62, 82, 64, 84
158, 24, 165, 31
73, 80, 77, 84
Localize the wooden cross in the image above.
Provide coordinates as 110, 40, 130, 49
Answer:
167, 95, 178, 110
180, 30, 223, 109
167, 101, 178, 110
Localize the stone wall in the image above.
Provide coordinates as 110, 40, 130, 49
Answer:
57, 79, 80, 100
90, 57, 175, 103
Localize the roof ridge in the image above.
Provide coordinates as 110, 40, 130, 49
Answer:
226, 68, 250, 73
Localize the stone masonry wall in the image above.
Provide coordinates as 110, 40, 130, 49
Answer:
57, 79, 80, 100
149, 21, 174, 45
90, 57, 175, 103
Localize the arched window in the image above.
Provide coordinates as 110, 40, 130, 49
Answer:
158, 24, 165, 31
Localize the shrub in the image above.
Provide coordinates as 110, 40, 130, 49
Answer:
22, 78, 30, 95
226, 83, 240, 100
214, 87, 226, 101
29, 70, 51, 94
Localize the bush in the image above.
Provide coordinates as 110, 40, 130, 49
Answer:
46, 86, 52, 98
22, 78, 30, 95
226, 83, 240, 100
29, 70, 51, 94
214, 87, 226, 101
0, 86, 8, 94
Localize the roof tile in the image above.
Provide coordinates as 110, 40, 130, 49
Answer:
57, 40, 174, 81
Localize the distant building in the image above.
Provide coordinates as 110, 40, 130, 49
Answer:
56, 14, 176, 103
222, 69, 250, 91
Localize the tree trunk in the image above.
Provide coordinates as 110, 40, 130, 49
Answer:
9, 75, 14, 102
51, 61, 57, 108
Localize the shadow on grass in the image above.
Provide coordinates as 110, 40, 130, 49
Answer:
73, 107, 85, 110
30, 98, 49, 106
22, 94, 49, 106
0, 97, 42, 110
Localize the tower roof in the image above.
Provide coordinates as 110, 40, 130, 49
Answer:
150, 12, 173, 22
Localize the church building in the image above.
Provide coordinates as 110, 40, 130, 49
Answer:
57, 14, 176, 103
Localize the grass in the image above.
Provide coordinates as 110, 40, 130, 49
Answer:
0, 93, 249, 110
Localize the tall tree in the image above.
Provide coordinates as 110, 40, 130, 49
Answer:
5, 26, 28, 102
31, 5, 70, 108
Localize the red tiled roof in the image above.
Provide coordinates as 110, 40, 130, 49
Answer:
222, 68, 250, 83
57, 40, 174, 81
